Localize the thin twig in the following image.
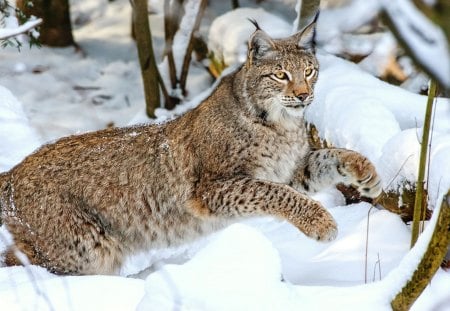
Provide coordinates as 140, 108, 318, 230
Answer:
364, 205, 376, 284
384, 154, 414, 191
372, 253, 382, 282
163, 0, 179, 89
156, 65, 171, 106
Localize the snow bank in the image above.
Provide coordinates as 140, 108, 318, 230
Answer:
0, 265, 144, 311
137, 224, 303, 310
208, 7, 291, 65
135, 209, 434, 310
0, 85, 41, 172
316, 0, 380, 54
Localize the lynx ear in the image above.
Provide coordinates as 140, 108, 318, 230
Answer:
247, 21, 275, 62
293, 13, 318, 51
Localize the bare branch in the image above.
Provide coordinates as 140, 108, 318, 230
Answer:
391, 190, 450, 310
163, 0, 181, 89
294, 0, 320, 32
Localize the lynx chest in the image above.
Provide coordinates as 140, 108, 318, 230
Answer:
252, 129, 309, 184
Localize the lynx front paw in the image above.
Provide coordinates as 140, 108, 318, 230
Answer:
299, 202, 338, 242
339, 152, 382, 200
308, 216, 338, 242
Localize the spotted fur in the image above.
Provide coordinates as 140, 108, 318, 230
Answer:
0, 20, 381, 275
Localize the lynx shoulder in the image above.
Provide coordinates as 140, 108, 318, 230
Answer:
0, 20, 381, 275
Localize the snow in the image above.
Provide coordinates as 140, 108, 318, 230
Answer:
357, 33, 397, 77
208, 7, 292, 65
172, 0, 202, 75
158, 0, 207, 96
380, 0, 450, 88
292, 0, 301, 32
256, 203, 411, 286
0, 265, 144, 311
316, 0, 381, 55
137, 224, 287, 310
0, 85, 41, 171
1, 0, 450, 310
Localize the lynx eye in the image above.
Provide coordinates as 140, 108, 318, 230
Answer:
273, 71, 289, 80
304, 68, 314, 77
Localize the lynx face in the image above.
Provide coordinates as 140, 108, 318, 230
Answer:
270, 60, 318, 109
242, 22, 319, 121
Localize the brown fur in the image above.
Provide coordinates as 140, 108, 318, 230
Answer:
0, 21, 381, 275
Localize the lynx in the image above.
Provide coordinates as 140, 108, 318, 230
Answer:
0, 20, 381, 275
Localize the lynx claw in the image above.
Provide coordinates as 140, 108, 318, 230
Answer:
354, 174, 382, 199
340, 154, 383, 200
319, 226, 338, 242
310, 219, 338, 242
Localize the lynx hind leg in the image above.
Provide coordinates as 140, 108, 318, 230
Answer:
338, 151, 382, 199
3, 209, 123, 275
3, 228, 54, 272
2, 239, 40, 268
1, 238, 64, 273
3, 235, 122, 275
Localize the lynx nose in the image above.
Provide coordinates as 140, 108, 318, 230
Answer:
295, 92, 309, 102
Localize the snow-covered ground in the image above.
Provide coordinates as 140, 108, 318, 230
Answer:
1, 0, 449, 310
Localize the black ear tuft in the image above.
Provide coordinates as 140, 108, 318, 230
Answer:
310, 10, 319, 45
312, 10, 320, 24
247, 19, 275, 63
294, 10, 319, 52
247, 18, 261, 31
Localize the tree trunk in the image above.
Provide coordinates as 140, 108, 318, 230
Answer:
391, 190, 450, 310
16, 0, 74, 47
132, 0, 161, 118
295, 0, 320, 31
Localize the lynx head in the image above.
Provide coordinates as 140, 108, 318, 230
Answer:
240, 19, 319, 124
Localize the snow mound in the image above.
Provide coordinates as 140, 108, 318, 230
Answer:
135, 213, 418, 311
0, 265, 144, 311
377, 129, 420, 192
246, 203, 411, 286
137, 224, 301, 310
208, 7, 291, 65
0, 85, 41, 172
